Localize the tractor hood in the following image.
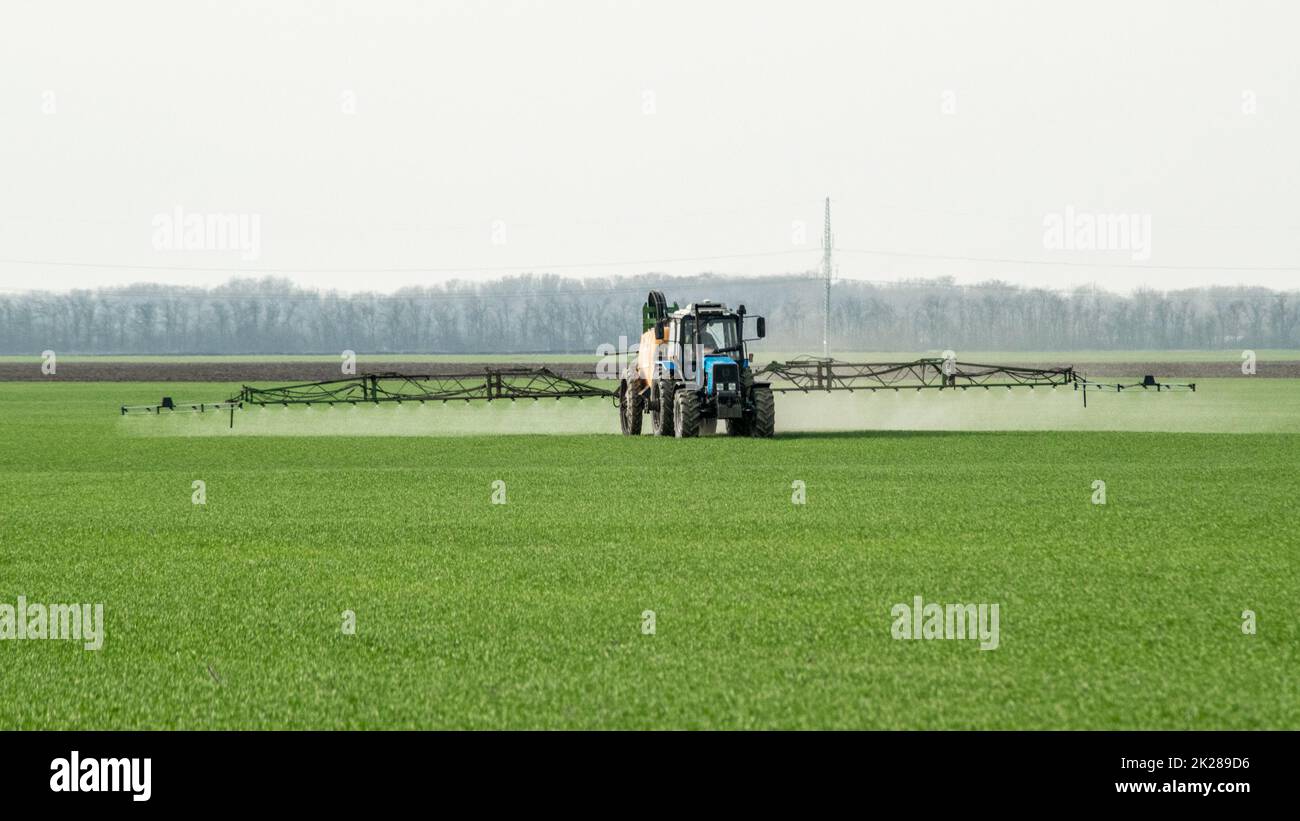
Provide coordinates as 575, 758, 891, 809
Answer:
704, 355, 743, 395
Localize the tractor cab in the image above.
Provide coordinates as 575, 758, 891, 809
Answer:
657, 302, 762, 400
644, 296, 764, 379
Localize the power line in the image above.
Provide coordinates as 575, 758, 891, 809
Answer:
0, 248, 815, 275
2, 274, 1290, 306
0, 274, 826, 302
832, 275, 1297, 303
837, 248, 1300, 273
3, 245, 1295, 276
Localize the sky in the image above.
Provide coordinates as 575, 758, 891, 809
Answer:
1, 0, 1297, 295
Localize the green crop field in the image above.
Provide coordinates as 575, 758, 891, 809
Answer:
1, 379, 1297, 729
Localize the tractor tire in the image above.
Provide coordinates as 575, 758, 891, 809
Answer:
700, 418, 717, 436
621, 383, 643, 435
673, 390, 701, 438
725, 417, 751, 436
650, 382, 674, 436
750, 386, 775, 438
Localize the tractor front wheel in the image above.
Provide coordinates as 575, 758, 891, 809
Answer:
750, 386, 775, 438
673, 390, 701, 438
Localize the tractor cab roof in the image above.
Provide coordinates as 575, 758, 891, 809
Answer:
674, 301, 732, 317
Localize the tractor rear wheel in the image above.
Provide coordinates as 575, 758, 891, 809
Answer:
750, 386, 775, 438
650, 382, 674, 436
621, 383, 643, 435
700, 418, 717, 436
725, 417, 751, 436
673, 390, 701, 438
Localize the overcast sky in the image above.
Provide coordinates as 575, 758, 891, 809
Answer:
1, 0, 1297, 295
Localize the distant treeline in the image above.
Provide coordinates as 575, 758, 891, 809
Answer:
2, 274, 1296, 354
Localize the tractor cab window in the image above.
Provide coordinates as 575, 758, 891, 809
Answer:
682, 316, 739, 355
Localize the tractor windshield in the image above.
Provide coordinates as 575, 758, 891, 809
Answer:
683, 315, 739, 355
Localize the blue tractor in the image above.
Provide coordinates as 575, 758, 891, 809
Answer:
619, 291, 775, 437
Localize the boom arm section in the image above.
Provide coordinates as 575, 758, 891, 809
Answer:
235, 368, 615, 405
757, 357, 1195, 406
120, 367, 614, 415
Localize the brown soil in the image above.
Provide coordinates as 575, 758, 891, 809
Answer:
0, 361, 601, 382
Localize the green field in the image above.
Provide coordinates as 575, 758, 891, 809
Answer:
1, 380, 1297, 728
